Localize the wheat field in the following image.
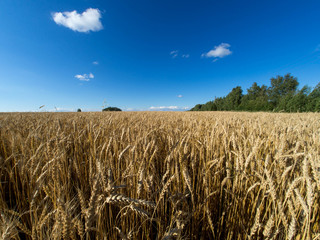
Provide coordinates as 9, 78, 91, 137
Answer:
0, 112, 319, 239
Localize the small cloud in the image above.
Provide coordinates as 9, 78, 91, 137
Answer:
170, 50, 178, 58
123, 108, 144, 111
202, 43, 232, 60
93, 61, 99, 65
75, 73, 94, 81
49, 107, 75, 112
170, 51, 190, 59
52, 8, 103, 33
177, 95, 183, 98
149, 106, 189, 111
150, 106, 178, 110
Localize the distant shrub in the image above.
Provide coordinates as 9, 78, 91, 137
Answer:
102, 107, 122, 112
77, 109, 82, 112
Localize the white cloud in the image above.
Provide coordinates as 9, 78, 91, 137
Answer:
49, 107, 105, 112
93, 61, 99, 65
170, 51, 190, 59
149, 106, 189, 111
170, 50, 178, 58
202, 43, 232, 59
150, 106, 178, 110
52, 8, 103, 33
123, 108, 144, 111
177, 95, 183, 98
49, 107, 75, 112
75, 73, 94, 81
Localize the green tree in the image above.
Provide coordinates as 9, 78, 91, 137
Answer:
306, 83, 320, 112
190, 104, 203, 111
273, 85, 310, 112
225, 86, 243, 110
247, 82, 261, 99
77, 108, 82, 112
289, 86, 310, 112
189, 73, 318, 113
198, 101, 217, 111
268, 73, 299, 109
102, 107, 122, 111
239, 83, 270, 111
207, 101, 217, 111
214, 97, 226, 111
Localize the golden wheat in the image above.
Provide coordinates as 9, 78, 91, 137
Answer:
0, 111, 319, 239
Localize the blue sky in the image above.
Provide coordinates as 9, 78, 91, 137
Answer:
0, 0, 320, 112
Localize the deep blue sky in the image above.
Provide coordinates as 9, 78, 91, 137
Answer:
0, 0, 319, 111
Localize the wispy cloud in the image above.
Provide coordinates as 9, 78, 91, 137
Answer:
93, 61, 99, 65
149, 106, 189, 111
50, 107, 103, 112
75, 73, 94, 81
202, 43, 232, 60
315, 44, 320, 52
170, 50, 179, 58
52, 8, 103, 33
177, 95, 183, 98
170, 50, 190, 59
49, 107, 75, 112
123, 108, 145, 111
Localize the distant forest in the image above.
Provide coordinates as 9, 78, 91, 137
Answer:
190, 74, 320, 112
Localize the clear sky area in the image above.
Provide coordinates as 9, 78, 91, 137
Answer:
0, 0, 319, 112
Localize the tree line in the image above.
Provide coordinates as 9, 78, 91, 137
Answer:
76, 107, 122, 112
190, 74, 320, 112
